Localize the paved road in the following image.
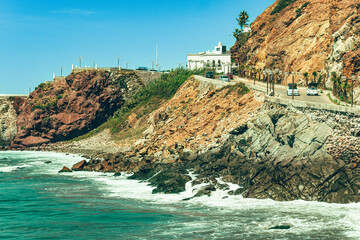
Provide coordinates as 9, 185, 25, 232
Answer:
234, 76, 333, 104
194, 75, 237, 89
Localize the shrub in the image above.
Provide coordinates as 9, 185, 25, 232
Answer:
76, 68, 204, 135
295, 2, 309, 17
271, 0, 298, 15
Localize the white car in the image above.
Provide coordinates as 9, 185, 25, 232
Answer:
287, 84, 299, 96
219, 75, 230, 82
306, 87, 319, 96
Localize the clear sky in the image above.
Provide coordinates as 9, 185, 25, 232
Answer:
0, 0, 274, 94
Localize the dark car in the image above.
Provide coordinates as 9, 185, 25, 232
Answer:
226, 73, 233, 79
205, 71, 214, 79
136, 67, 148, 71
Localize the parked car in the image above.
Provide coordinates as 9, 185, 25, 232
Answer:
219, 75, 230, 82
306, 83, 319, 96
287, 83, 299, 96
226, 73, 233, 79
205, 71, 214, 79
136, 67, 148, 71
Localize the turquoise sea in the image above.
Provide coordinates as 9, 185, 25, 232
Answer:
1, 151, 359, 240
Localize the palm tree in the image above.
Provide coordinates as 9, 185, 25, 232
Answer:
237, 11, 250, 32
233, 11, 250, 45
312, 71, 317, 84
303, 72, 309, 86
233, 28, 242, 41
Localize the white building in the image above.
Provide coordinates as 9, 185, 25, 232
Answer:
187, 42, 235, 74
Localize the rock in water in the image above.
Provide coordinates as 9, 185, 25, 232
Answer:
269, 225, 291, 230
58, 166, 72, 173
72, 160, 87, 171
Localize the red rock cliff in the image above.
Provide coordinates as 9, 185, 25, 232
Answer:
12, 70, 143, 147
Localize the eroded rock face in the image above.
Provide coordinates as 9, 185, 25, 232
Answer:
11, 70, 143, 147
0, 98, 18, 146
190, 104, 359, 203
232, 0, 359, 83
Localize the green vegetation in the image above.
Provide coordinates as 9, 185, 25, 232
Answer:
271, 0, 298, 15
303, 72, 309, 86
327, 93, 340, 105
233, 11, 250, 47
221, 82, 250, 97
295, 2, 309, 17
31, 100, 57, 112
71, 68, 204, 141
330, 72, 352, 104
35, 82, 51, 91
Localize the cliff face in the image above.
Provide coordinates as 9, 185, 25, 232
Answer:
69, 75, 360, 203
12, 70, 143, 147
0, 98, 17, 146
232, 0, 360, 84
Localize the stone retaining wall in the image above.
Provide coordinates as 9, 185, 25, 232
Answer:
264, 96, 360, 116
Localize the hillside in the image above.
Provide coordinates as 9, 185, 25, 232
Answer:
64, 75, 360, 203
11, 70, 143, 148
232, 0, 360, 87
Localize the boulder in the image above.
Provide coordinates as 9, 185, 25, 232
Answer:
193, 185, 216, 198
58, 166, 72, 173
72, 160, 87, 171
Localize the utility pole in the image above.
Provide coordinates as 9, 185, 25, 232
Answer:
150, 60, 155, 70
266, 70, 269, 95
93, 61, 96, 68
352, 75, 355, 107
156, 41, 159, 71
292, 72, 295, 100
60, 66, 63, 77
78, 57, 83, 68
117, 57, 121, 70
126, 62, 129, 69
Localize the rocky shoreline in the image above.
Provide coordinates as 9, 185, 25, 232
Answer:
41, 102, 360, 204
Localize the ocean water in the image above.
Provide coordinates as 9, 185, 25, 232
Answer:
0, 151, 359, 240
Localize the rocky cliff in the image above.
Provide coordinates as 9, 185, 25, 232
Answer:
11, 70, 143, 148
232, 0, 360, 86
67, 76, 360, 203
0, 98, 17, 147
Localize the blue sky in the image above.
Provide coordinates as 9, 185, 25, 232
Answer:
0, 0, 274, 94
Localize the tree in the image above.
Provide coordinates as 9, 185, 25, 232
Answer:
233, 11, 250, 46
303, 72, 309, 86
237, 11, 250, 32
312, 71, 317, 84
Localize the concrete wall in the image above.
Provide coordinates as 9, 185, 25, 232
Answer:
264, 95, 360, 116
72, 67, 122, 73
135, 71, 163, 85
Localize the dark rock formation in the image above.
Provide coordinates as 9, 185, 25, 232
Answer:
188, 104, 360, 203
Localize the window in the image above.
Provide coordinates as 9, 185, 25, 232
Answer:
212, 60, 216, 67
216, 47, 221, 52
206, 60, 210, 67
